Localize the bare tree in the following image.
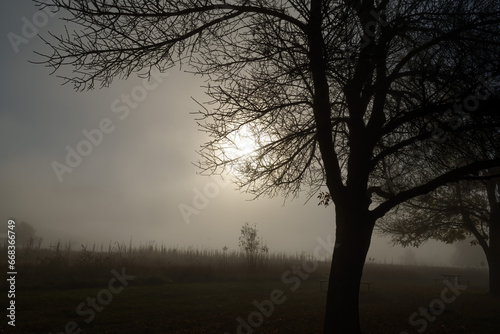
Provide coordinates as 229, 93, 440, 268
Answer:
34, 0, 500, 332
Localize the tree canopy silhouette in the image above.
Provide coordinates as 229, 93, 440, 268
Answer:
239, 222, 269, 268
378, 139, 500, 297
34, 0, 500, 332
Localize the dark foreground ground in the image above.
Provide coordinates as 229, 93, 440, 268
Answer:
2, 264, 499, 334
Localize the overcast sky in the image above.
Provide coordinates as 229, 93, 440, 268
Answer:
0, 2, 470, 266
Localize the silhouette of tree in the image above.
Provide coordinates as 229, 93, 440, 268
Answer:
238, 222, 268, 268
378, 116, 500, 295
34, 0, 500, 332
16, 221, 39, 247
378, 171, 500, 296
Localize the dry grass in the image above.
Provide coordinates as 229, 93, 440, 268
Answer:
0, 238, 330, 290
1, 239, 497, 333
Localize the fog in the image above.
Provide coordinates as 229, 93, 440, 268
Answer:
0, 3, 479, 268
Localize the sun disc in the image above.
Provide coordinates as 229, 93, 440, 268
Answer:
226, 125, 258, 159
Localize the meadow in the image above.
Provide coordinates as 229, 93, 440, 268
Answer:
1, 240, 499, 333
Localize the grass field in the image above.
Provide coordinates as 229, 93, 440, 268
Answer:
2, 242, 499, 333
4, 265, 500, 333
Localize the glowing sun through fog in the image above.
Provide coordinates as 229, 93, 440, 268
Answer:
224, 124, 260, 161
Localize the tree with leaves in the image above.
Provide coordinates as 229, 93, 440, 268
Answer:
238, 222, 268, 268
15, 221, 41, 248
378, 172, 500, 296
35, 0, 500, 332
378, 119, 500, 295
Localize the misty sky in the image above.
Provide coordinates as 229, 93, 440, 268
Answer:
0, 2, 474, 266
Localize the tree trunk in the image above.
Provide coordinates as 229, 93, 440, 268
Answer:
323, 207, 375, 333
485, 178, 500, 297
487, 252, 500, 297
488, 203, 500, 297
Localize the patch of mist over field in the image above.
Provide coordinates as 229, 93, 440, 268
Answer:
9, 216, 476, 269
